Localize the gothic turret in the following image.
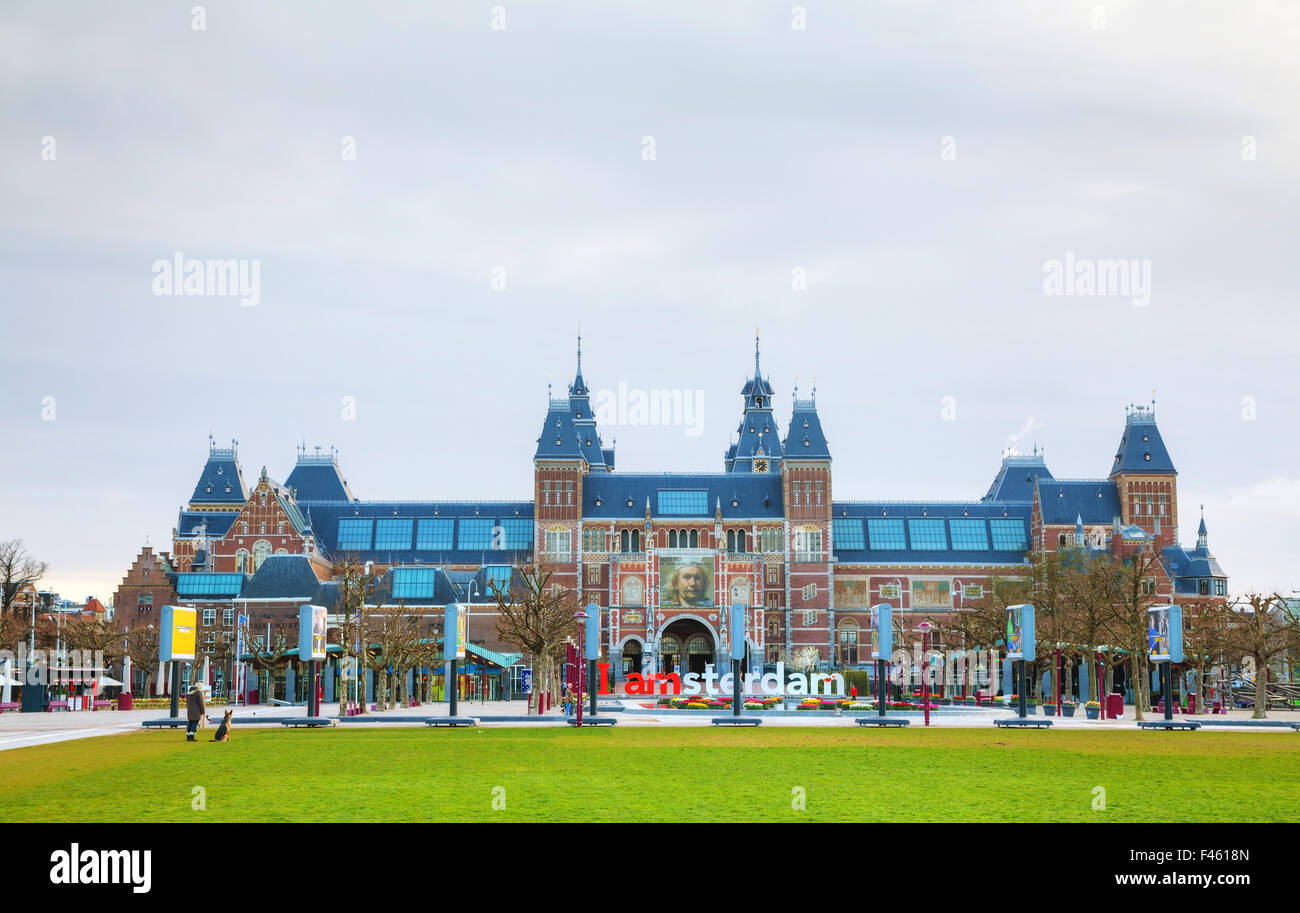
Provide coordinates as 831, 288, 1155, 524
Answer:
726, 332, 783, 473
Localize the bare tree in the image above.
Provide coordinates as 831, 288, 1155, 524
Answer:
332, 557, 379, 715
492, 564, 579, 715
1224, 592, 1298, 719
0, 539, 48, 616
1097, 545, 1165, 721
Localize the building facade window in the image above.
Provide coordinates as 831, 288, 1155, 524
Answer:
137, 593, 153, 612
223, 607, 234, 626
235, 549, 250, 573
802, 610, 817, 626
837, 619, 859, 665
879, 583, 901, 599
621, 576, 644, 605
253, 540, 272, 571
766, 564, 780, 585
801, 583, 816, 600
202, 608, 216, 626
545, 529, 570, 559
586, 564, 601, 586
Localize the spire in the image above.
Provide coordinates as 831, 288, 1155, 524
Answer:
754, 327, 761, 379
569, 331, 587, 397
1196, 505, 1208, 549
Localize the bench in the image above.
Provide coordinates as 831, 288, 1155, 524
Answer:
425, 717, 477, 727
711, 717, 762, 726
1138, 720, 1201, 731
567, 717, 616, 726
995, 718, 1053, 729
141, 719, 189, 728
48, 700, 69, 711
1289, 723, 1300, 732
93, 700, 112, 711
0, 701, 19, 713
857, 717, 910, 727
280, 718, 336, 728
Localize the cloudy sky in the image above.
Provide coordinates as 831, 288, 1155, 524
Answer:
2, 1, 1297, 602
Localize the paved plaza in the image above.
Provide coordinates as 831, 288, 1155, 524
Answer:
0, 699, 1293, 750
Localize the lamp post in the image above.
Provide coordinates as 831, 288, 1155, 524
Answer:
574, 610, 589, 728
916, 620, 932, 727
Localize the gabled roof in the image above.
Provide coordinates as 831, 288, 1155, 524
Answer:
188, 441, 248, 506
285, 448, 354, 502
784, 397, 830, 460
582, 473, 784, 520
1035, 479, 1121, 525
1110, 405, 1176, 475
982, 452, 1053, 501
241, 555, 322, 600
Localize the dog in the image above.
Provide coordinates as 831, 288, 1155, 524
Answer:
209, 709, 233, 742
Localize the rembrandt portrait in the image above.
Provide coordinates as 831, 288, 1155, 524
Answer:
660, 556, 715, 607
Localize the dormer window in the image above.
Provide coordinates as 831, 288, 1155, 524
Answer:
576, 411, 583, 419
217, 467, 223, 475
1144, 453, 1152, 461
754, 396, 763, 408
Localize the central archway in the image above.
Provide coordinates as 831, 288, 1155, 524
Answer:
660, 617, 716, 676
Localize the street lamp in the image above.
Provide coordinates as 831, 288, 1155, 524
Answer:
573, 610, 589, 728
464, 581, 482, 703
915, 619, 933, 727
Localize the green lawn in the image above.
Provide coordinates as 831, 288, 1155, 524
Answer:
1, 727, 1296, 822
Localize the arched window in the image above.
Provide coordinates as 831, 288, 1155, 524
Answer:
730, 577, 750, 606
837, 618, 860, 665
631, 529, 640, 552
727, 529, 736, 552
253, 540, 272, 571
668, 530, 678, 549
688, 529, 698, 549
620, 529, 630, 552
766, 617, 781, 637
737, 530, 748, 553
686, 635, 710, 655
621, 576, 644, 606
1058, 532, 1068, 547
235, 549, 250, 574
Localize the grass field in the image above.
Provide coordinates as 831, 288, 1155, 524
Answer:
1, 727, 1296, 822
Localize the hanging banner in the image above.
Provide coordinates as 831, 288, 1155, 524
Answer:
159, 605, 196, 662
299, 605, 327, 660
585, 603, 600, 659
1006, 604, 1036, 662
444, 604, 466, 661
729, 603, 746, 661
1148, 604, 1183, 663
870, 603, 892, 660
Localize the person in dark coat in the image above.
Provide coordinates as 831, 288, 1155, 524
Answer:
185, 682, 208, 741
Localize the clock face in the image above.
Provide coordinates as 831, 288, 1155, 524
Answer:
754, 459, 769, 473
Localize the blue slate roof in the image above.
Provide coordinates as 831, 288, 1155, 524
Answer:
301, 501, 535, 564
285, 450, 353, 502
241, 555, 323, 599
982, 453, 1054, 501
784, 398, 830, 460
831, 501, 1033, 566
534, 400, 585, 460
727, 338, 783, 472
1110, 405, 1176, 475
188, 444, 248, 506
582, 473, 785, 520
176, 511, 237, 539
1035, 479, 1122, 525
1162, 545, 1227, 593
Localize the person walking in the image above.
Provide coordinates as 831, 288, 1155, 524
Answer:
185, 681, 208, 741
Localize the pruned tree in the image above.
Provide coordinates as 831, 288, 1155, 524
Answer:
123, 624, 160, 695
333, 557, 379, 715
1180, 599, 1235, 712
1097, 544, 1165, 721
492, 564, 579, 715
237, 618, 293, 702
1224, 592, 1298, 719
0, 539, 47, 616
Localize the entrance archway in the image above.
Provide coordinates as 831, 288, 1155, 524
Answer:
660, 618, 715, 677
621, 638, 643, 676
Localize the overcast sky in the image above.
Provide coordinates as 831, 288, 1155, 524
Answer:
2, 1, 1297, 603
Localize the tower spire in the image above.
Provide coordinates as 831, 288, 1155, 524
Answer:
754, 327, 761, 378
